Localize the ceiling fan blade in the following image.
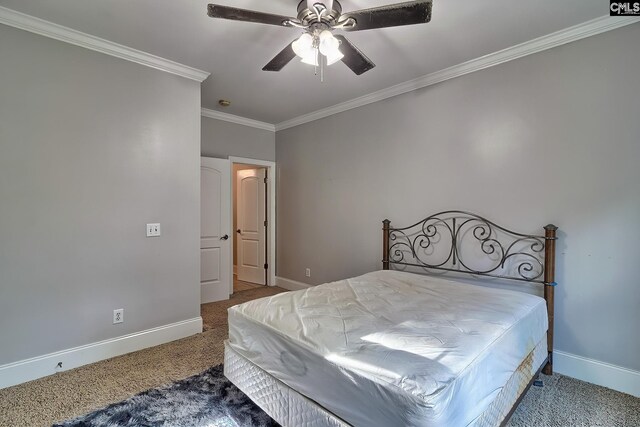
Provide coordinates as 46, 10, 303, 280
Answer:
339, 1, 432, 32
334, 35, 375, 75
262, 42, 297, 72
207, 4, 295, 27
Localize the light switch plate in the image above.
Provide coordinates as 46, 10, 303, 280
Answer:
146, 223, 161, 237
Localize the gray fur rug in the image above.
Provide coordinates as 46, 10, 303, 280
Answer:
53, 365, 278, 427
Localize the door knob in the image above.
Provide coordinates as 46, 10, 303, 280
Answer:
236, 229, 241, 234
220, 234, 229, 241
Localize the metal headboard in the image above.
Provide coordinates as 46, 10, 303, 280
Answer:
381, 210, 558, 374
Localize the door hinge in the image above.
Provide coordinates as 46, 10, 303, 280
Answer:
264, 220, 268, 227
264, 177, 268, 184
264, 263, 268, 270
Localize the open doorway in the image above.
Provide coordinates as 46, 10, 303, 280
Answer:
234, 164, 266, 291
229, 157, 276, 295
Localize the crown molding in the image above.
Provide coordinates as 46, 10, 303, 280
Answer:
201, 108, 276, 132
275, 15, 640, 131
0, 6, 210, 83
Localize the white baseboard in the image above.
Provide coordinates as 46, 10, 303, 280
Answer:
0, 317, 202, 390
554, 350, 640, 397
276, 276, 312, 291
7, 307, 635, 399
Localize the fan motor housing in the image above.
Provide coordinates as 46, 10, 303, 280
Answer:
297, 1, 343, 26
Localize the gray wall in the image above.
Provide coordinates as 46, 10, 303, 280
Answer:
201, 117, 275, 161
0, 25, 201, 365
276, 23, 640, 371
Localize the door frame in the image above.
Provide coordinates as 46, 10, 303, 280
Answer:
229, 156, 276, 292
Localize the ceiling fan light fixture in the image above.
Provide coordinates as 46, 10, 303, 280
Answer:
209, 0, 433, 76
300, 49, 319, 66
292, 33, 314, 58
318, 30, 342, 65
318, 29, 333, 42
325, 48, 344, 66
318, 30, 339, 57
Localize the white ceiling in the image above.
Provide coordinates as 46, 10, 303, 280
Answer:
0, 0, 607, 124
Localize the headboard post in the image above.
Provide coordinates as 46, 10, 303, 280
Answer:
382, 219, 391, 270
543, 224, 558, 375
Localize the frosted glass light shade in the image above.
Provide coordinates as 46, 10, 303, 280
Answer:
318, 30, 342, 65
319, 30, 333, 42
325, 49, 344, 65
319, 30, 339, 56
293, 31, 341, 68
300, 49, 319, 66
292, 33, 314, 58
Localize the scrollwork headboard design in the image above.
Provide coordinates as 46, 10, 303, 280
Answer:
381, 211, 558, 374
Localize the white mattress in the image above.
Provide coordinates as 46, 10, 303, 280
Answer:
224, 337, 548, 427
228, 270, 548, 427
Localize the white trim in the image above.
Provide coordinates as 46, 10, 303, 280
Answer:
202, 108, 276, 132
0, 317, 202, 390
554, 350, 640, 397
229, 157, 277, 292
276, 276, 312, 291
0, 6, 209, 82
275, 15, 640, 131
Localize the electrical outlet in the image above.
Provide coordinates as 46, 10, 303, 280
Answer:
146, 223, 161, 237
305, 268, 311, 278
113, 308, 124, 324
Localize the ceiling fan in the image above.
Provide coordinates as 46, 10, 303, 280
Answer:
207, 1, 433, 77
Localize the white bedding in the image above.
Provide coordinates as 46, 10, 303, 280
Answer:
228, 270, 548, 427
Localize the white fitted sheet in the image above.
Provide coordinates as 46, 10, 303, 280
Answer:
228, 270, 548, 427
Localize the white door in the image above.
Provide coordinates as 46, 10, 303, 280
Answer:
201, 157, 231, 303
237, 168, 266, 285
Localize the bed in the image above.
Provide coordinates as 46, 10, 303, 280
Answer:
224, 211, 558, 427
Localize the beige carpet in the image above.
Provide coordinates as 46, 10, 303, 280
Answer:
233, 278, 263, 293
0, 286, 284, 427
1, 284, 638, 427
201, 286, 284, 332
508, 371, 640, 426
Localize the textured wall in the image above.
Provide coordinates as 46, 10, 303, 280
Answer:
0, 25, 201, 365
202, 117, 275, 161
276, 24, 640, 371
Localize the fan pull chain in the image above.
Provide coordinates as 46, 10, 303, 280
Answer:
314, 48, 318, 76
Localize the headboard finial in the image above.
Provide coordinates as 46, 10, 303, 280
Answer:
544, 224, 558, 232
